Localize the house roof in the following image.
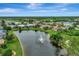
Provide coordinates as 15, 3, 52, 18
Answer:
0, 39, 4, 45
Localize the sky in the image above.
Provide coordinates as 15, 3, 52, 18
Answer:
0, 3, 79, 16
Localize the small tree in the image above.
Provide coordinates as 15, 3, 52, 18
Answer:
19, 27, 22, 33
1, 20, 6, 26
6, 34, 15, 41
68, 26, 74, 30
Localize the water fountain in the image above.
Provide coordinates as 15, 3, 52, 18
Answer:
38, 35, 44, 44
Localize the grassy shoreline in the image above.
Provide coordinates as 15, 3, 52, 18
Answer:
14, 32, 24, 56
3, 31, 23, 56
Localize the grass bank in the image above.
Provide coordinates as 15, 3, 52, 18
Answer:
0, 31, 23, 56
7, 31, 23, 56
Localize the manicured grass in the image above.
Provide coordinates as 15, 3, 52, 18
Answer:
0, 31, 23, 56
61, 34, 79, 55
7, 31, 23, 56
7, 37, 23, 56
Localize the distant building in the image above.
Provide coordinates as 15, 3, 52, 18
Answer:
25, 24, 36, 27
18, 24, 25, 27
63, 22, 74, 27
40, 25, 51, 29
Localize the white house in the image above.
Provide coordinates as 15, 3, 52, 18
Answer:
25, 24, 36, 27
18, 24, 25, 27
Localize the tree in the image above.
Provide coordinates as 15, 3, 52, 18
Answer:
68, 26, 74, 30
4, 26, 12, 31
51, 33, 62, 45
6, 33, 14, 41
1, 20, 6, 26
19, 27, 22, 33
1, 20, 7, 30
43, 27, 49, 30
28, 19, 33, 24
35, 24, 40, 28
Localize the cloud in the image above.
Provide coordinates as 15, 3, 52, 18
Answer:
0, 3, 73, 16
27, 3, 42, 9
29, 8, 68, 13
46, 3, 69, 10
26, 3, 69, 10
50, 4, 69, 12
0, 8, 21, 14
31, 9, 58, 12
26, 3, 69, 13
56, 3, 70, 8
60, 8, 68, 11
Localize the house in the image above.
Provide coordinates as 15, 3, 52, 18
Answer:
18, 24, 25, 27
0, 39, 5, 45
63, 22, 73, 27
52, 25, 61, 31
25, 24, 36, 27
40, 25, 51, 29
51, 23, 63, 31
76, 25, 79, 27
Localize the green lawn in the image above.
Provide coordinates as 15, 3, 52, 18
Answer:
0, 31, 23, 56
7, 31, 23, 56
61, 34, 79, 55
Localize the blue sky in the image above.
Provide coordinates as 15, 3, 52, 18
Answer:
0, 3, 79, 16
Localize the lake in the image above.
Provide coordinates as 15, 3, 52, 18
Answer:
14, 30, 58, 56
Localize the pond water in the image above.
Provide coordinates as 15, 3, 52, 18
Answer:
14, 31, 58, 56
